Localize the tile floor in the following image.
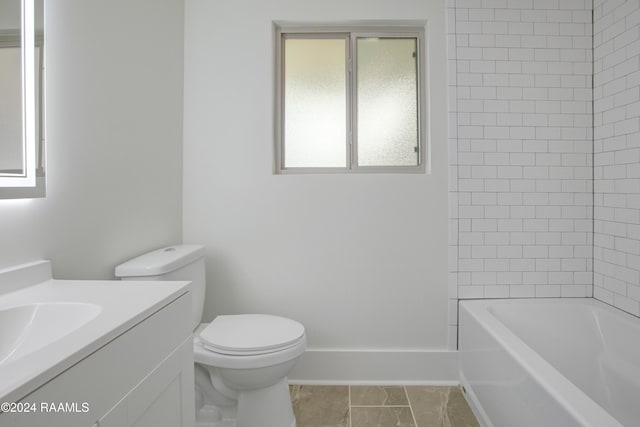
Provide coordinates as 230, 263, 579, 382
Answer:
290, 385, 480, 427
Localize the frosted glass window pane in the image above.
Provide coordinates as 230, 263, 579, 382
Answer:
356, 38, 418, 167
284, 38, 347, 168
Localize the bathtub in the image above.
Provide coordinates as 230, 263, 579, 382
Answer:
458, 298, 640, 427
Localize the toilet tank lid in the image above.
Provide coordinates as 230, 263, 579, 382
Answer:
115, 244, 205, 277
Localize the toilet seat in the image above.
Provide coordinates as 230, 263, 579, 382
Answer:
193, 322, 307, 370
199, 314, 305, 355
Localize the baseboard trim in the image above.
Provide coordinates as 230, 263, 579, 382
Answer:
288, 349, 459, 385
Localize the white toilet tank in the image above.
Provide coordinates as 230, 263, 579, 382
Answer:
115, 245, 206, 331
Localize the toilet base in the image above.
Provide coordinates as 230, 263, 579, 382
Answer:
195, 404, 235, 427
195, 377, 297, 427
235, 377, 296, 427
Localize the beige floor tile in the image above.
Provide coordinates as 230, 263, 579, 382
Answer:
405, 386, 450, 426
350, 385, 409, 406
405, 386, 479, 427
351, 406, 415, 427
289, 385, 479, 427
291, 385, 349, 427
446, 387, 480, 427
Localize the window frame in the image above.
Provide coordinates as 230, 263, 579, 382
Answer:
274, 24, 428, 174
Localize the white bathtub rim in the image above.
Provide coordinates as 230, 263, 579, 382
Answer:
460, 298, 624, 427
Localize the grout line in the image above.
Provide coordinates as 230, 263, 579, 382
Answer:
405, 386, 419, 427
350, 405, 412, 408
348, 385, 352, 427
592, 0, 597, 302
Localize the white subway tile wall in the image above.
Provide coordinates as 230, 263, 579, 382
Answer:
448, 0, 460, 349
594, 0, 640, 317
448, 0, 595, 344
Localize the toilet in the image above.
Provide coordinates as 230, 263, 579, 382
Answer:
115, 245, 306, 427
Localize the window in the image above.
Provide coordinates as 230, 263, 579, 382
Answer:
275, 26, 426, 173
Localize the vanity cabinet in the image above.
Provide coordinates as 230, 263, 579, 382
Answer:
1, 293, 194, 427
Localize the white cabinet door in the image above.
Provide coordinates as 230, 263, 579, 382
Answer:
98, 340, 194, 427
97, 399, 127, 427
0, 294, 193, 427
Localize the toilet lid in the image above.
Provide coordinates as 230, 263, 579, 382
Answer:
199, 314, 305, 355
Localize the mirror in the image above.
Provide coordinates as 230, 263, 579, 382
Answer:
0, 0, 44, 195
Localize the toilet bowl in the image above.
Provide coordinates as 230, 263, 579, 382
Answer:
193, 315, 306, 427
115, 245, 306, 427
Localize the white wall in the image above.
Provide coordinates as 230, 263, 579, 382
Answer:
0, 0, 184, 279
448, 0, 594, 310
594, 0, 640, 317
183, 0, 450, 357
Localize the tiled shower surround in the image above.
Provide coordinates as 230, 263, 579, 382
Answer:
448, 0, 640, 341
593, 0, 640, 316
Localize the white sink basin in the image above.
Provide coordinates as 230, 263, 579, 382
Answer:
0, 302, 101, 364
0, 260, 190, 403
